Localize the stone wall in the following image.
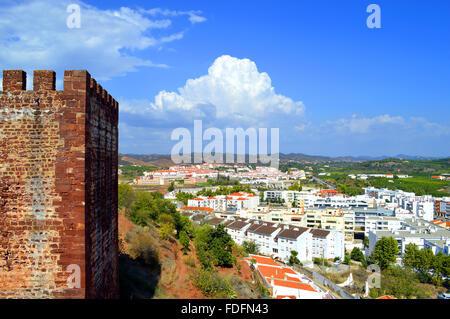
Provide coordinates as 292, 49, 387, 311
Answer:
0, 69, 119, 298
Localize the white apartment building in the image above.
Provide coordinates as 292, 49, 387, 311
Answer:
364, 216, 404, 237
310, 229, 345, 260
274, 226, 312, 261
187, 192, 260, 211
368, 219, 450, 256
226, 219, 252, 245
224, 218, 346, 263
246, 221, 282, 257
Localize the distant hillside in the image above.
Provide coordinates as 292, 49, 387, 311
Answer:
279, 153, 443, 163
119, 153, 449, 170
119, 154, 174, 168
307, 158, 450, 177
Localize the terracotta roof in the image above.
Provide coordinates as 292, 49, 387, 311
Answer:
377, 295, 396, 299
269, 279, 317, 292
310, 228, 330, 238
248, 254, 279, 266
257, 265, 300, 281
317, 189, 340, 194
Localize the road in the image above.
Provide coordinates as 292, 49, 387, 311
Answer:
311, 176, 336, 190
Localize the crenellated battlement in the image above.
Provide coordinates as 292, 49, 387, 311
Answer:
1, 69, 118, 119
0, 68, 119, 299
33, 70, 56, 90
2, 70, 26, 91
2, 69, 116, 106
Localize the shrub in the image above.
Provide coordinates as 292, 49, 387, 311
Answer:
191, 269, 237, 299
159, 222, 175, 240
125, 227, 159, 265
118, 184, 136, 209
179, 230, 190, 254
313, 257, 331, 267
369, 266, 434, 299
183, 256, 196, 268
289, 250, 300, 265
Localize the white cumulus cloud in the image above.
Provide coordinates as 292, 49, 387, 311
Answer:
0, 0, 206, 81
122, 55, 305, 128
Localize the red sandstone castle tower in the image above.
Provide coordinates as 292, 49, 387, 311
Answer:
0, 70, 119, 298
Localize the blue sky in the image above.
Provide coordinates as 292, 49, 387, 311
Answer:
1, 0, 449, 157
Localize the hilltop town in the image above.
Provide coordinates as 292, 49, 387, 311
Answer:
116, 159, 450, 299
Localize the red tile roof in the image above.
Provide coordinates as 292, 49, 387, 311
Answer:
269, 278, 317, 292
257, 265, 300, 281
377, 295, 396, 299
248, 254, 279, 266
277, 295, 297, 299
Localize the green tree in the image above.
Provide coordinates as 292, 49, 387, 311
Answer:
158, 213, 175, 226
129, 192, 181, 232
194, 224, 235, 269
159, 222, 175, 240
118, 184, 136, 209
369, 266, 433, 299
179, 215, 193, 235
179, 230, 190, 254
363, 237, 369, 249
402, 243, 420, 269
350, 247, 365, 262
175, 192, 195, 205
343, 253, 351, 265
168, 181, 175, 192
289, 250, 300, 265
370, 237, 400, 270
416, 248, 435, 283
242, 240, 259, 255
431, 252, 447, 286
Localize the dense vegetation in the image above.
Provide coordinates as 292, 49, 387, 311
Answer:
402, 244, 450, 286
175, 191, 195, 205
318, 158, 450, 176
320, 172, 449, 197
118, 184, 256, 299
351, 236, 450, 298
196, 184, 254, 196
118, 184, 193, 246
369, 177, 449, 197
321, 173, 369, 196
202, 175, 240, 186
